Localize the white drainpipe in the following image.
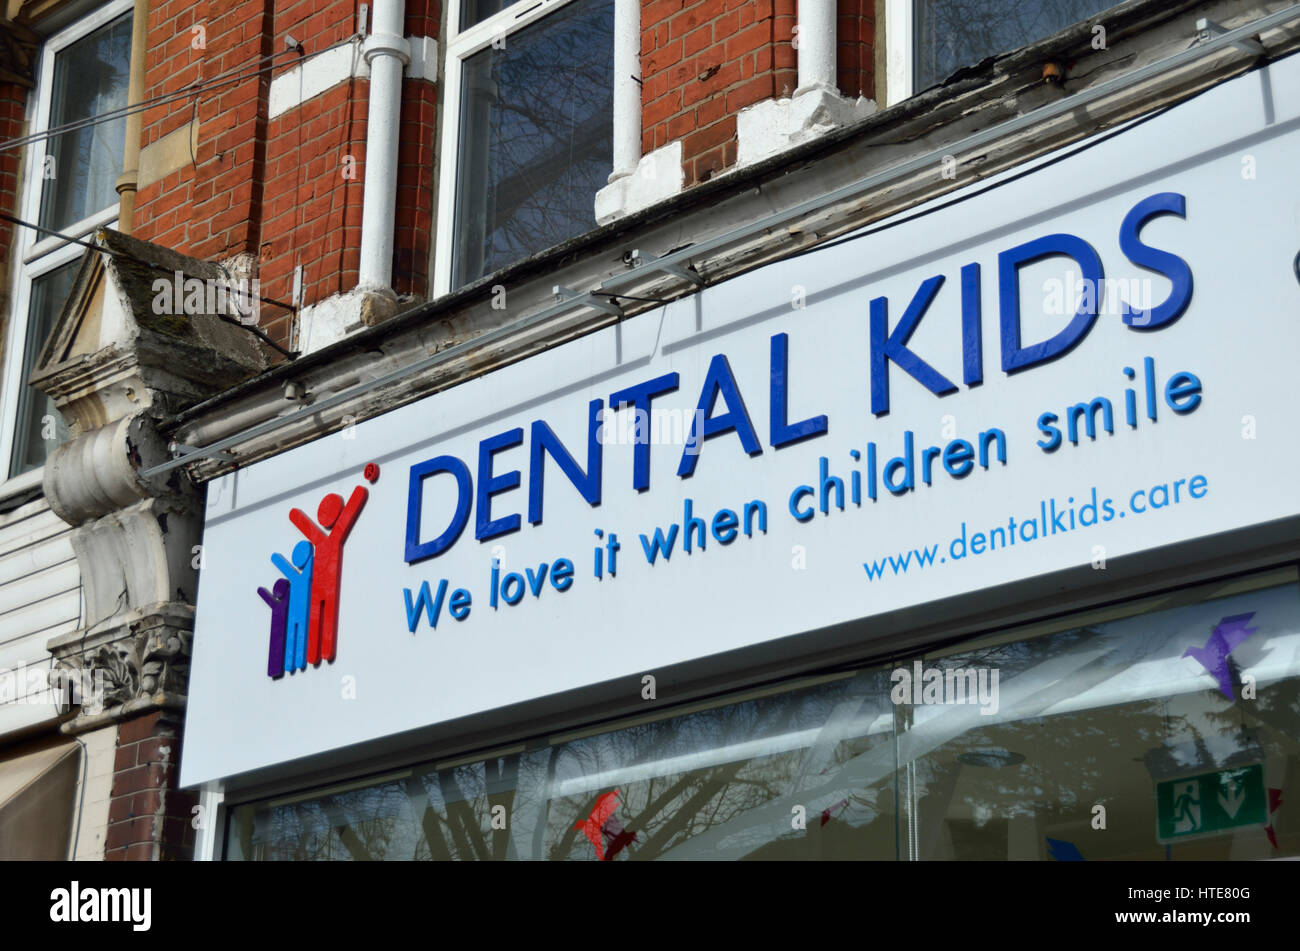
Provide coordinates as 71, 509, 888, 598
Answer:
359, 0, 410, 293
796, 0, 837, 94
609, 0, 642, 183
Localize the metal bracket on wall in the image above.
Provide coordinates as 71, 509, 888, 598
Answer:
625, 248, 704, 287
553, 285, 624, 319
1196, 18, 1266, 56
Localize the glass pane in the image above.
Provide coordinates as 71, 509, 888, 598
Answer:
226, 668, 901, 860
224, 571, 1300, 860
452, 0, 614, 288
460, 0, 514, 32
897, 576, 1300, 860
914, 0, 1116, 91
10, 261, 77, 477
38, 13, 132, 231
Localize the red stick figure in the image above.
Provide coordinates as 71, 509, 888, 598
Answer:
290, 485, 368, 664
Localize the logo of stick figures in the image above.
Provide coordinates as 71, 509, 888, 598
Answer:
260, 464, 377, 678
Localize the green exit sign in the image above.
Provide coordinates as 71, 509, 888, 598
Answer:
1156, 764, 1266, 843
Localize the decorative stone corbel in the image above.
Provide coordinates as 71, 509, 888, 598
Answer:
29, 229, 278, 734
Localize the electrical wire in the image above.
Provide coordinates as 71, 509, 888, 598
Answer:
592, 96, 1177, 310
0, 45, 303, 153
771, 97, 1178, 268
0, 33, 374, 363
0, 33, 358, 155
0, 211, 299, 358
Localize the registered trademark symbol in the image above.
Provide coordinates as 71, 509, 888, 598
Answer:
364, 462, 380, 483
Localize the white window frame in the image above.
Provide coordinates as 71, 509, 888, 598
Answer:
884, 0, 914, 107
0, 0, 132, 499
432, 0, 600, 296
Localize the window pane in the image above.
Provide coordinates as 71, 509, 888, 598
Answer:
38, 12, 132, 231
460, 0, 513, 32
915, 0, 1116, 91
224, 570, 1300, 860
226, 668, 901, 860
452, 0, 614, 288
898, 576, 1300, 859
10, 261, 77, 477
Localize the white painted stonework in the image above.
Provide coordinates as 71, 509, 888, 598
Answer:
594, 140, 684, 225
268, 36, 437, 120
296, 288, 370, 354
735, 86, 877, 168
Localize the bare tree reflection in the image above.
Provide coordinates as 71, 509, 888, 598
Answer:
453, 0, 614, 285
916, 0, 1117, 89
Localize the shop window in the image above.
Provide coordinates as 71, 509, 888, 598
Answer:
225, 669, 900, 860
435, 0, 615, 293
0, 1, 131, 485
895, 569, 1299, 860
223, 568, 1300, 861
887, 0, 1119, 104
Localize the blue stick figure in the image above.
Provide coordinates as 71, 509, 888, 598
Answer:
271, 541, 314, 673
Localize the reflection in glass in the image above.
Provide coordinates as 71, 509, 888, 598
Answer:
898, 576, 1300, 859
10, 261, 77, 477
914, 0, 1116, 90
228, 670, 899, 860
38, 13, 131, 231
460, 0, 513, 32
225, 572, 1300, 860
452, 0, 614, 288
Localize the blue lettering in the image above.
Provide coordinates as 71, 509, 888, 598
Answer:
1000, 233, 1104, 373
475, 428, 523, 541
678, 354, 762, 477
609, 373, 680, 491
769, 332, 828, 448
405, 455, 473, 564
870, 276, 958, 416
1119, 192, 1192, 330
528, 400, 603, 525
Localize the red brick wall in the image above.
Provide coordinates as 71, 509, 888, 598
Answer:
640, 0, 875, 186
133, 0, 266, 251
106, 712, 197, 861
132, 0, 440, 350
258, 0, 365, 347
837, 0, 876, 99
641, 0, 792, 186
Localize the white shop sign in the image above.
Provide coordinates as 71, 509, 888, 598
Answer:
181, 56, 1300, 787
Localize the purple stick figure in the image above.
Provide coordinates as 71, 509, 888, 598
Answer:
257, 578, 291, 678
